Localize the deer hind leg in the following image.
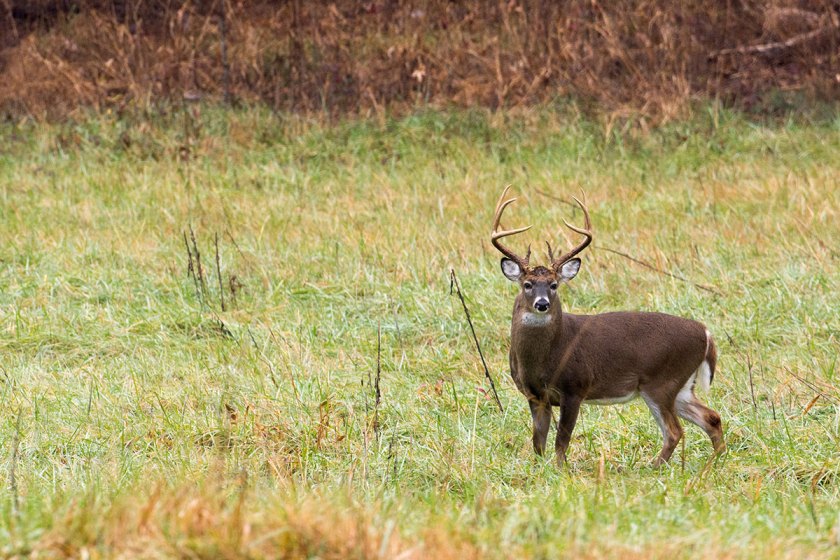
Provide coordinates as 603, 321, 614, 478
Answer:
641, 393, 683, 467
529, 400, 552, 456
676, 391, 725, 454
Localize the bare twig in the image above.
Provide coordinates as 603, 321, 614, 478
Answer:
449, 268, 503, 412
180, 97, 194, 167
711, 24, 839, 58
449, 378, 461, 412
387, 425, 399, 483
9, 409, 23, 521
794, 217, 839, 259
183, 230, 201, 299
786, 367, 839, 405
214, 232, 226, 311
746, 354, 757, 412
218, 0, 231, 105
182, 238, 191, 277
597, 245, 723, 296
290, 0, 303, 110
225, 228, 247, 260
189, 225, 208, 301
213, 316, 233, 338
247, 327, 280, 389
267, 327, 302, 403
533, 188, 577, 208
374, 321, 382, 439
391, 301, 403, 348
1, 0, 18, 42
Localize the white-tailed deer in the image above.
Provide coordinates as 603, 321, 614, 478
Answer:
491, 186, 725, 467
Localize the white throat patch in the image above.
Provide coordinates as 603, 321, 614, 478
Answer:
520, 312, 553, 326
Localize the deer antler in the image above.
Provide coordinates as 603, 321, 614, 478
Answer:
549, 195, 592, 269
491, 185, 532, 270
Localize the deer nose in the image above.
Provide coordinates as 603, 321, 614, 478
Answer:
534, 299, 550, 313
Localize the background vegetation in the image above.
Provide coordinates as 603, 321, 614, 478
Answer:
0, 105, 838, 557
2, 1, 840, 119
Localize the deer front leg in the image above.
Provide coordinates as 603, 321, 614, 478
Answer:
555, 395, 582, 466
529, 400, 552, 456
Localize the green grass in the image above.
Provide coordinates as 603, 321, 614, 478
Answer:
0, 105, 838, 558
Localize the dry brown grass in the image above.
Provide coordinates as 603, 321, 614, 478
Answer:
1, 0, 838, 120
21, 479, 486, 560
17, 481, 836, 559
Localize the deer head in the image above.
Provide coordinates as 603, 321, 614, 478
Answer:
491, 185, 592, 316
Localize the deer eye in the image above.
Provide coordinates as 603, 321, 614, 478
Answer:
523, 281, 533, 290
550, 283, 558, 291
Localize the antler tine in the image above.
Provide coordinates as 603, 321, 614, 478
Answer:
545, 240, 555, 263
491, 186, 532, 269
551, 195, 593, 269
493, 184, 513, 218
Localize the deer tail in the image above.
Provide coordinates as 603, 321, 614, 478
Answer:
697, 329, 717, 392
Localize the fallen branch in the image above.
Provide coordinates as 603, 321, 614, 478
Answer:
596, 245, 723, 296
785, 367, 839, 406
533, 188, 577, 208
711, 24, 839, 58
449, 268, 503, 412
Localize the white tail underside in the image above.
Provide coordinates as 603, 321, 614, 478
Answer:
679, 330, 713, 401
696, 329, 713, 393
679, 360, 712, 404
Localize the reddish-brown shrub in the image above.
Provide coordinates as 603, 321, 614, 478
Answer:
1, 1, 838, 119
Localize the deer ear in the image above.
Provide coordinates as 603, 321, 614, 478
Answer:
559, 258, 581, 282
500, 258, 522, 282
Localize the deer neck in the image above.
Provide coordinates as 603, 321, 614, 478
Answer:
510, 296, 566, 398
511, 296, 564, 346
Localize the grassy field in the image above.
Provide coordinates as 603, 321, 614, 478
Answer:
0, 105, 838, 558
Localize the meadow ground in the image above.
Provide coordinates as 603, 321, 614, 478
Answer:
0, 105, 838, 558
